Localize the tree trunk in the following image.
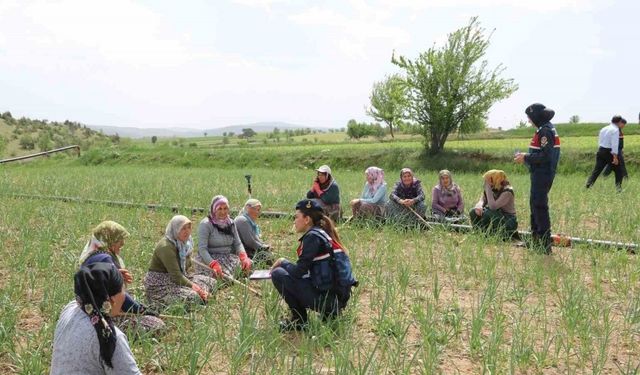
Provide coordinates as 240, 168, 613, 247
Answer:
387, 121, 395, 139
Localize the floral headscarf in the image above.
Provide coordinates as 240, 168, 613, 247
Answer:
437, 169, 459, 197
483, 169, 509, 190
365, 166, 385, 196
165, 215, 193, 275
79, 221, 130, 266
208, 195, 232, 228
400, 168, 417, 186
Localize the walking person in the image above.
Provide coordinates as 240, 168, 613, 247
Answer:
514, 103, 560, 254
602, 118, 628, 185
585, 115, 626, 192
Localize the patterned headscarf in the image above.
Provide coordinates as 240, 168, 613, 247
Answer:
400, 168, 416, 186
208, 195, 232, 228
365, 166, 385, 195
437, 169, 459, 197
79, 221, 130, 266
483, 169, 509, 190
165, 215, 193, 275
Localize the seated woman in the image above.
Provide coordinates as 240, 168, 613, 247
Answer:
79, 221, 164, 333
306, 164, 341, 222
386, 168, 427, 225
144, 215, 216, 309
195, 195, 253, 279
270, 199, 357, 331
469, 169, 518, 239
51, 262, 141, 374
431, 169, 465, 222
234, 199, 273, 264
350, 166, 387, 220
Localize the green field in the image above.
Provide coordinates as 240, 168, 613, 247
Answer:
1, 162, 639, 374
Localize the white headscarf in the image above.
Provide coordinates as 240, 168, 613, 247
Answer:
165, 215, 193, 274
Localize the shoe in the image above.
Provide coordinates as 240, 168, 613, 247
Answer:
278, 319, 307, 332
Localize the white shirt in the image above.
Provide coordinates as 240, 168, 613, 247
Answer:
598, 123, 620, 155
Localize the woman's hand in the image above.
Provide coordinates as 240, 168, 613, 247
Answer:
350, 199, 360, 206
191, 283, 208, 302
120, 269, 133, 284
238, 252, 252, 272
475, 207, 483, 217
270, 257, 286, 272
209, 260, 223, 278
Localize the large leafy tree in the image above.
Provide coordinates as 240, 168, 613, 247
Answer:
392, 17, 517, 154
367, 74, 407, 138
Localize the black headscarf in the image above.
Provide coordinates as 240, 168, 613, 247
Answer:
525, 103, 555, 127
74, 263, 123, 369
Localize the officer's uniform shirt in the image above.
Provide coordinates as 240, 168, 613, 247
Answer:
598, 123, 620, 155
524, 122, 561, 174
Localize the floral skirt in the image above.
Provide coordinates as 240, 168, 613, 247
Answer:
144, 271, 216, 309
194, 253, 242, 278
113, 314, 165, 335
385, 201, 427, 225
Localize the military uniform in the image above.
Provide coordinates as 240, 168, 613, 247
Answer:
523, 104, 560, 254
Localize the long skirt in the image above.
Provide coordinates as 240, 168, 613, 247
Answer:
469, 207, 518, 240
310, 199, 342, 223
430, 209, 466, 224
385, 201, 427, 226
194, 253, 242, 278
113, 314, 165, 335
144, 271, 216, 309
351, 201, 384, 220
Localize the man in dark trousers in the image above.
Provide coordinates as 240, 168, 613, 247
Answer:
602, 118, 627, 183
514, 103, 560, 254
585, 115, 625, 192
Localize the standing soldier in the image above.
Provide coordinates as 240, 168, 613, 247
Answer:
514, 103, 560, 254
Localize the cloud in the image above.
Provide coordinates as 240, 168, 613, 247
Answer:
380, 0, 597, 12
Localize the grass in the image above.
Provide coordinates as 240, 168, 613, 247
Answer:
1, 162, 639, 373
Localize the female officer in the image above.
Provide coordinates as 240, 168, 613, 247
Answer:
270, 199, 356, 331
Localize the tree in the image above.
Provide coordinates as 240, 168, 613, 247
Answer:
392, 17, 517, 154
569, 115, 580, 124
0, 135, 5, 155
367, 74, 407, 138
204, 132, 208, 137
38, 133, 52, 151
240, 128, 256, 139
151, 136, 158, 144
19, 134, 35, 150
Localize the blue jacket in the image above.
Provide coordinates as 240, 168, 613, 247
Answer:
525, 122, 561, 175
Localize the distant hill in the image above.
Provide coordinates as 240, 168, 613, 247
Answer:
88, 122, 332, 139
0, 111, 117, 158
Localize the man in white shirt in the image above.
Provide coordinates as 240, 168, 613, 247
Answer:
585, 115, 625, 191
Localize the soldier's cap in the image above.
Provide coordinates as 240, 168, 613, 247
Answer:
525, 103, 555, 127
315, 165, 332, 175
295, 199, 323, 213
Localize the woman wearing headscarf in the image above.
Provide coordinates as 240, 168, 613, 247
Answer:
306, 164, 342, 222
469, 169, 518, 239
431, 170, 465, 222
386, 168, 427, 225
195, 195, 253, 279
234, 199, 273, 263
144, 215, 216, 308
350, 166, 387, 220
51, 262, 141, 374
79, 221, 164, 332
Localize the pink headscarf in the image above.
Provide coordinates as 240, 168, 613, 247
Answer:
208, 195, 232, 228
365, 166, 385, 195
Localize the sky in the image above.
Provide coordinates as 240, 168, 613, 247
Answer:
0, 0, 638, 130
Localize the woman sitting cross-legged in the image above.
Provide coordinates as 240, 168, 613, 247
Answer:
144, 215, 216, 309
195, 195, 253, 279
51, 262, 141, 375
306, 164, 342, 222
234, 198, 274, 264
386, 168, 427, 225
270, 199, 357, 332
469, 169, 518, 240
79, 220, 164, 333
431, 169, 465, 223
349, 166, 387, 220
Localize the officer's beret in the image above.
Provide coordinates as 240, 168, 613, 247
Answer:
295, 199, 323, 213
525, 103, 555, 127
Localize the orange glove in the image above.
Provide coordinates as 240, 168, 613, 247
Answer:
191, 283, 208, 301
311, 181, 323, 197
209, 260, 223, 278
238, 252, 252, 271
